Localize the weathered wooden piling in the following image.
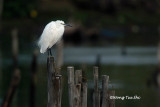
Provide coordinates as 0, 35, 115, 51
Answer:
81, 80, 87, 107
101, 75, 109, 107
81, 65, 88, 107
47, 56, 62, 107
75, 70, 82, 84
74, 84, 81, 107
67, 66, 75, 107
75, 70, 82, 107
93, 66, 100, 107
1, 69, 21, 107
54, 75, 62, 107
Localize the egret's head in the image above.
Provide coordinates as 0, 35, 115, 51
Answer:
56, 20, 72, 27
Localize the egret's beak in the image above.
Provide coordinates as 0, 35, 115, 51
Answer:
63, 24, 72, 27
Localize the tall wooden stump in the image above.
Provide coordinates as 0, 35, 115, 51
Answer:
67, 66, 75, 107
74, 84, 81, 107
93, 67, 100, 107
81, 65, 87, 107
101, 75, 109, 107
47, 56, 62, 107
81, 79, 87, 107
75, 70, 82, 107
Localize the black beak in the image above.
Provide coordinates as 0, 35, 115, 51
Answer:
63, 24, 72, 27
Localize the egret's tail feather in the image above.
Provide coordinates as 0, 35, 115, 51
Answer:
39, 44, 48, 53
38, 39, 46, 53
40, 49, 44, 53
40, 47, 47, 53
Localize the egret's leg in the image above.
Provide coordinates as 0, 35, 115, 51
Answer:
47, 49, 50, 57
49, 48, 52, 56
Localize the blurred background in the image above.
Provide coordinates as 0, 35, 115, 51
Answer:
0, 0, 160, 107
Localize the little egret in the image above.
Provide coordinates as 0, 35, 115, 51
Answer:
38, 20, 72, 56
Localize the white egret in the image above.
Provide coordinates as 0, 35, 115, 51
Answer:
38, 20, 72, 56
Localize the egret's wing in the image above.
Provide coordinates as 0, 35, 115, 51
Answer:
38, 21, 56, 53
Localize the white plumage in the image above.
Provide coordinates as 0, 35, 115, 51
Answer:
38, 20, 65, 53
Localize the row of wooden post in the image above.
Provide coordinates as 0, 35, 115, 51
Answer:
67, 67, 87, 107
47, 57, 115, 107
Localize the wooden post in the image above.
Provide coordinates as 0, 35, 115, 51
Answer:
81, 65, 87, 107
11, 28, 18, 69
101, 75, 109, 107
93, 66, 100, 107
81, 81, 87, 107
108, 91, 115, 107
47, 56, 62, 107
30, 50, 38, 107
75, 70, 82, 84
74, 84, 81, 107
75, 70, 82, 107
67, 66, 75, 107
54, 75, 62, 107
1, 69, 21, 107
